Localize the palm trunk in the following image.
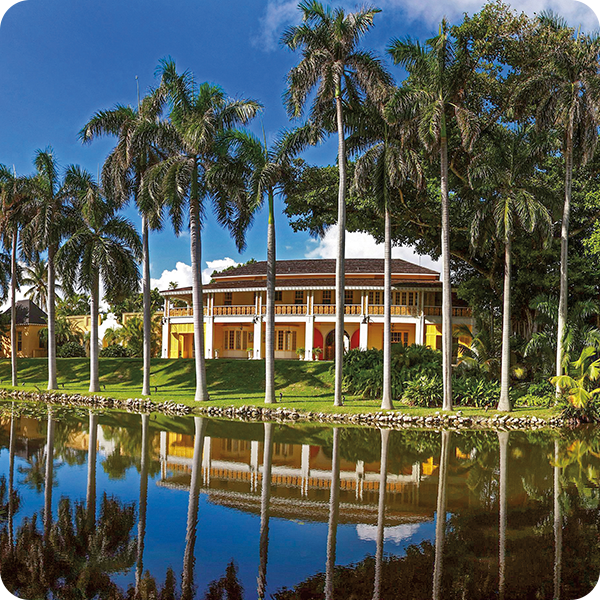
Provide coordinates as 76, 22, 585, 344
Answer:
44, 411, 55, 541
382, 200, 393, 410
86, 411, 98, 528
257, 422, 274, 599
498, 237, 512, 411
553, 439, 562, 600
498, 430, 509, 600
142, 215, 152, 396
373, 428, 390, 600
440, 128, 453, 411
89, 269, 100, 393
265, 189, 276, 404
334, 81, 347, 408
47, 244, 57, 390
190, 163, 208, 402
556, 128, 573, 389
182, 417, 207, 600
325, 427, 341, 600
10, 229, 17, 387
432, 429, 451, 600
136, 414, 150, 594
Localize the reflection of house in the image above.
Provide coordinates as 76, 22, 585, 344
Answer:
159, 259, 473, 360
0, 300, 47, 358
156, 431, 466, 525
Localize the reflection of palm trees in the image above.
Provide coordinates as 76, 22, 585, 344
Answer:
87, 411, 98, 527
554, 439, 563, 600
325, 427, 341, 600
136, 414, 150, 597
257, 422, 274, 599
44, 410, 55, 540
432, 430, 451, 600
497, 430, 509, 600
373, 428, 390, 600
182, 417, 207, 600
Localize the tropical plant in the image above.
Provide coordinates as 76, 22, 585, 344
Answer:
56, 172, 141, 392
21, 258, 62, 309
145, 58, 261, 401
469, 125, 552, 410
81, 86, 166, 396
112, 315, 161, 358
283, 0, 390, 407
56, 342, 86, 358
401, 374, 444, 407
99, 343, 131, 358
514, 15, 600, 384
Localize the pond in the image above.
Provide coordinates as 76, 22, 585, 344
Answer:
0, 402, 598, 600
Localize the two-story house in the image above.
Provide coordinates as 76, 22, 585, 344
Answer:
159, 258, 473, 361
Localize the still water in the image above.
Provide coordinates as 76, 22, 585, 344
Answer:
0, 402, 598, 600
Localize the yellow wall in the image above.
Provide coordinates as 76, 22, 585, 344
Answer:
0, 325, 47, 358
425, 324, 472, 350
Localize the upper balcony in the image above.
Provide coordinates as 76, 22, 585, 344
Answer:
167, 303, 472, 319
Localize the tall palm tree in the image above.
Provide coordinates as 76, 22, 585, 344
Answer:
146, 59, 261, 402
86, 411, 98, 528
388, 22, 480, 411
135, 413, 150, 595
257, 422, 274, 599
80, 88, 166, 396
27, 148, 81, 390
514, 15, 600, 386
325, 427, 341, 600
0, 165, 31, 387
283, 0, 390, 407
470, 126, 552, 411
56, 171, 141, 392
350, 92, 423, 410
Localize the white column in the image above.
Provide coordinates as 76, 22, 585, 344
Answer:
359, 320, 369, 351
254, 317, 262, 359
305, 316, 314, 361
161, 317, 169, 358
205, 316, 214, 359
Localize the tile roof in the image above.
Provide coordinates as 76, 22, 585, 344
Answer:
212, 258, 438, 278
2, 299, 48, 325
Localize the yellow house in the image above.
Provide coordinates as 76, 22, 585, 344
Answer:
0, 299, 48, 358
159, 258, 473, 360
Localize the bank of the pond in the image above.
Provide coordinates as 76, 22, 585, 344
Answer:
0, 357, 570, 429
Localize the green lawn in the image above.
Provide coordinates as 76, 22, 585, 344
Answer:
0, 357, 560, 419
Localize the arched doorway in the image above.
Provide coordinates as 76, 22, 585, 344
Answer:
324, 329, 350, 360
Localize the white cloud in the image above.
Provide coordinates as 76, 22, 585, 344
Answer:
305, 224, 442, 274
356, 523, 423, 544
151, 257, 240, 291
254, 0, 299, 51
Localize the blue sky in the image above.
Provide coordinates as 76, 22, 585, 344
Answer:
0, 0, 598, 298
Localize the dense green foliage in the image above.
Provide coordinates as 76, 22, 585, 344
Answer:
56, 342, 86, 358
99, 344, 132, 358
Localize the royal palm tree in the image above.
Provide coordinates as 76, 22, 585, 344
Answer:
80, 88, 166, 396
283, 0, 391, 407
349, 92, 423, 410
470, 126, 552, 411
27, 148, 81, 390
514, 15, 600, 386
21, 258, 59, 309
56, 171, 141, 392
146, 59, 261, 402
388, 22, 481, 411
0, 165, 31, 387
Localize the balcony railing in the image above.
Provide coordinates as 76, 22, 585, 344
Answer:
313, 304, 361, 315
424, 306, 472, 318
261, 305, 307, 315
368, 305, 419, 317
213, 305, 256, 316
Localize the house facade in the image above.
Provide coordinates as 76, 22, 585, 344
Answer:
0, 299, 48, 358
159, 258, 473, 361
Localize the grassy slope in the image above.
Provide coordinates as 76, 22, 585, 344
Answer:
0, 357, 559, 418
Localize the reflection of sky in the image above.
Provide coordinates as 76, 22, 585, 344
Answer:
0, 444, 436, 599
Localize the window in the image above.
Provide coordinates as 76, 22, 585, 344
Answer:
394, 292, 402, 305
368, 291, 381, 305
275, 291, 283, 302
295, 290, 304, 304
344, 290, 353, 304
276, 330, 297, 352
224, 292, 233, 306
391, 331, 409, 345
277, 330, 284, 351
322, 290, 332, 304
17, 332, 22, 352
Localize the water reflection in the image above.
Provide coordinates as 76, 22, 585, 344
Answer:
0, 404, 598, 599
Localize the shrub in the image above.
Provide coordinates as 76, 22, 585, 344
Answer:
402, 375, 444, 407
100, 344, 131, 358
453, 377, 500, 408
57, 342, 86, 358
